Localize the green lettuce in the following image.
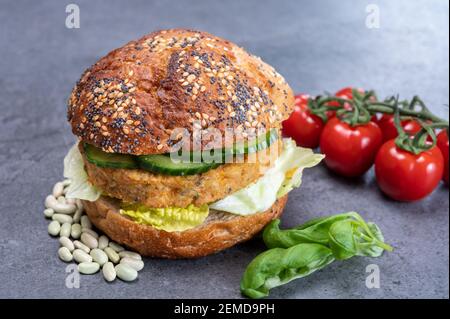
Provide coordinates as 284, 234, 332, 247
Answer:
63, 143, 101, 201
210, 139, 324, 215
120, 204, 209, 232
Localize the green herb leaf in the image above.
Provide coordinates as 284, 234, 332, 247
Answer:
240, 243, 335, 299
241, 212, 393, 298
328, 220, 357, 260
263, 212, 359, 249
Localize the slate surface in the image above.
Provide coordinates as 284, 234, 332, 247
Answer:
0, 0, 448, 299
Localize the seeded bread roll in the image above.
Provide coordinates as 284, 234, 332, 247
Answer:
68, 29, 294, 155
82, 195, 287, 258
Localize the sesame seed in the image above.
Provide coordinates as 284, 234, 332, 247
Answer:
187, 74, 196, 82
128, 70, 134, 76
230, 112, 236, 117
182, 81, 189, 86
157, 144, 163, 150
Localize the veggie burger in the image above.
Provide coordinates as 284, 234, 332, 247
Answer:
64, 29, 323, 258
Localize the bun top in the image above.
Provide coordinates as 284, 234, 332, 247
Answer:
68, 29, 294, 155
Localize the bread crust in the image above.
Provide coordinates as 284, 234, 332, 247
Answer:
82, 195, 287, 258
68, 29, 294, 155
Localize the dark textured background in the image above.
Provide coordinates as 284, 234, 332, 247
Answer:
0, 0, 448, 299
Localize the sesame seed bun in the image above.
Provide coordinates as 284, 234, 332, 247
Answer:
68, 29, 294, 155
82, 195, 287, 258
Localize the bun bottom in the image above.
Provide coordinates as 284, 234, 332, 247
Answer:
82, 196, 287, 259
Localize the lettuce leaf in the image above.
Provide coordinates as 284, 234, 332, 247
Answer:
210, 139, 324, 215
63, 143, 101, 201
120, 204, 209, 232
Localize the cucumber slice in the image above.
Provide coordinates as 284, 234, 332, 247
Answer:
83, 143, 139, 169
83, 129, 279, 175
138, 154, 220, 176
228, 129, 278, 156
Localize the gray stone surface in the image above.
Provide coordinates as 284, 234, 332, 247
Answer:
0, 0, 448, 299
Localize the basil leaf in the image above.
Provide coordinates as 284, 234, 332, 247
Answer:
328, 220, 358, 260
263, 213, 356, 248
355, 222, 385, 257
240, 243, 335, 299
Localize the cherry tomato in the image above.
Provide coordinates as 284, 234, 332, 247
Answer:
376, 114, 422, 142
327, 87, 366, 118
282, 94, 324, 148
319, 117, 383, 177
293, 93, 310, 106
374, 140, 444, 201
437, 130, 449, 185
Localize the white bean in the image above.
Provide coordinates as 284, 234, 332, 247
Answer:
71, 223, 82, 239
118, 251, 142, 260
73, 249, 92, 263
102, 262, 116, 282
66, 198, 76, 205
78, 262, 100, 274
75, 199, 84, 210
57, 196, 66, 204
90, 248, 108, 266
120, 257, 144, 271
73, 208, 83, 223
52, 214, 73, 224
43, 208, 54, 218
45, 195, 76, 214
109, 242, 124, 252
73, 240, 90, 253
81, 232, 98, 249
104, 247, 120, 264
59, 236, 75, 252
115, 264, 138, 282
48, 221, 61, 236
82, 228, 99, 239
80, 215, 92, 229
52, 182, 64, 198
98, 235, 109, 250
58, 247, 73, 262
59, 222, 71, 238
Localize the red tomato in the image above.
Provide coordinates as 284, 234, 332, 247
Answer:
294, 93, 310, 106
282, 94, 324, 148
437, 130, 449, 185
319, 118, 383, 177
375, 140, 444, 201
376, 114, 422, 142
327, 87, 365, 118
